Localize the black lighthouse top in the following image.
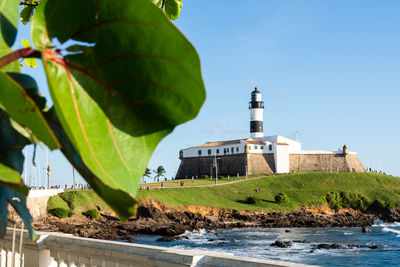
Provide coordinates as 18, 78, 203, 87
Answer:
252, 87, 260, 94
249, 87, 264, 109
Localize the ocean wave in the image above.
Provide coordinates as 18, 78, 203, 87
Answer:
372, 222, 400, 227
382, 227, 400, 237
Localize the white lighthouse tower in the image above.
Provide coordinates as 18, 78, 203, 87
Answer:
249, 87, 264, 138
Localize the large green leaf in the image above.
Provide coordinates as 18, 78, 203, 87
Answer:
32, 0, 205, 219
0, 72, 60, 149
0, 111, 34, 238
0, 110, 29, 194
45, 108, 137, 219
0, 0, 20, 72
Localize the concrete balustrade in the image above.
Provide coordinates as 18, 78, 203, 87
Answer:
0, 229, 312, 267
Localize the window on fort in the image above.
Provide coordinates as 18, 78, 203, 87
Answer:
198, 150, 202, 156
231, 147, 234, 153
249, 146, 251, 150
255, 146, 258, 149
269, 144, 272, 151
261, 146, 264, 149
236, 147, 239, 152
216, 149, 219, 154
208, 149, 211, 155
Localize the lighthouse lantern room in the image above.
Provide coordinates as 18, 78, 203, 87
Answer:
249, 87, 264, 138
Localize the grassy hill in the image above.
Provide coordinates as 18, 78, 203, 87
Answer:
137, 172, 400, 211
49, 172, 400, 216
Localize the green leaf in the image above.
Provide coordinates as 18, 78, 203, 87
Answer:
21, 40, 37, 68
24, 57, 37, 68
45, 108, 138, 219
0, 0, 20, 72
0, 72, 60, 149
0, 111, 34, 239
19, 5, 35, 25
164, 0, 182, 20
0, 185, 35, 239
0, 110, 30, 183
32, 0, 205, 219
21, 39, 31, 48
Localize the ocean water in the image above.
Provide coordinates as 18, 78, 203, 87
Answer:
133, 223, 400, 266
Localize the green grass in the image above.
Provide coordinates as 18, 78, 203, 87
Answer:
47, 172, 400, 214
136, 172, 400, 211
47, 191, 109, 216
139, 173, 269, 189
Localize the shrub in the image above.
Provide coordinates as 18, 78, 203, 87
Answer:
325, 192, 370, 211
368, 199, 389, 212
275, 193, 289, 204
82, 209, 100, 219
308, 197, 327, 207
60, 192, 76, 210
202, 175, 209, 179
47, 195, 69, 211
48, 208, 69, 218
246, 197, 261, 204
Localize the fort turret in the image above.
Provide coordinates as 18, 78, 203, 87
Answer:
249, 87, 264, 138
343, 144, 348, 156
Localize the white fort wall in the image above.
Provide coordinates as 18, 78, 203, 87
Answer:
181, 140, 277, 158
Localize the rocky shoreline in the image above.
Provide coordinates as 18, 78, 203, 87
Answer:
33, 200, 400, 241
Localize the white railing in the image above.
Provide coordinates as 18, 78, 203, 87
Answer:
0, 229, 313, 267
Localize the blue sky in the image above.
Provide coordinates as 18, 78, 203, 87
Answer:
18, 1, 400, 186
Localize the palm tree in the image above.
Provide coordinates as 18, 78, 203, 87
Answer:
154, 166, 166, 182
141, 167, 151, 183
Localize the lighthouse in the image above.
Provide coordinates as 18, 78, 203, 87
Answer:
249, 87, 264, 138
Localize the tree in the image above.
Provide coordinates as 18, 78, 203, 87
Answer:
0, 0, 204, 238
142, 167, 151, 183
154, 166, 166, 182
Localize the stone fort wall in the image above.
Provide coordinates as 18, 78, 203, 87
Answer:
176, 154, 247, 178
176, 153, 365, 178
289, 154, 365, 173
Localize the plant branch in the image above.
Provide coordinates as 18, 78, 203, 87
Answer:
0, 48, 41, 69
20, 1, 39, 6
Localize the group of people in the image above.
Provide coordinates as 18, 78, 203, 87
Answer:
366, 168, 387, 175
29, 183, 91, 190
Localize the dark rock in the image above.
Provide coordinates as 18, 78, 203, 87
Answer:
368, 245, 379, 249
362, 226, 372, 233
285, 229, 291, 233
271, 240, 292, 248
317, 244, 343, 249
157, 236, 175, 242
